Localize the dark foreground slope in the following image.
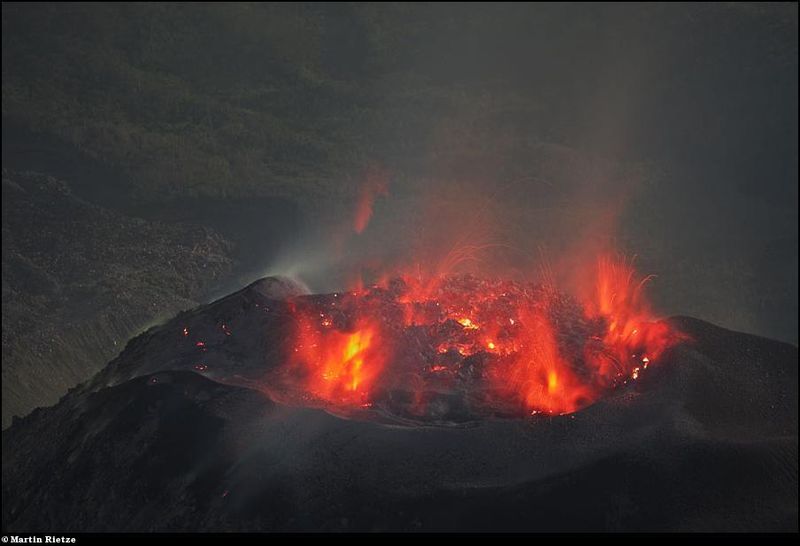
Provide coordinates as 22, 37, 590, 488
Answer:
2, 279, 797, 532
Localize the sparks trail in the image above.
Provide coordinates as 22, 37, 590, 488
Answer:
270, 256, 685, 423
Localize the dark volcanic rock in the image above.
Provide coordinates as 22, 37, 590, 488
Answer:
1, 280, 797, 531
1, 170, 235, 428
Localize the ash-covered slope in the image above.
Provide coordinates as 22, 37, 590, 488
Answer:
1, 170, 234, 428
2, 278, 797, 531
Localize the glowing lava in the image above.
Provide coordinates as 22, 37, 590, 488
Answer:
277, 254, 684, 420
579, 255, 685, 388
487, 309, 593, 415
289, 312, 388, 406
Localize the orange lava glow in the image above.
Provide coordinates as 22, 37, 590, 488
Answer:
280, 254, 684, 418
289, 312, 388, 405
487, 309, 593, 415
580, 255, 686, 387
